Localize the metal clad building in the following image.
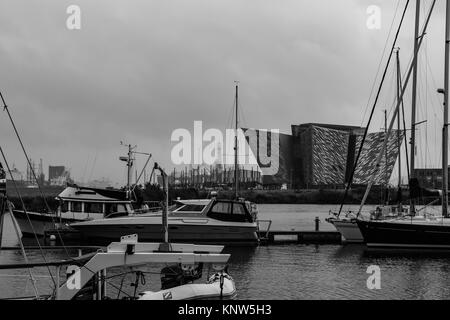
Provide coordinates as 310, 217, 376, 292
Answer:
246, 123, 403, 188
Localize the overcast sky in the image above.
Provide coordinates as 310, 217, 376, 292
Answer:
0, 0, 447, 186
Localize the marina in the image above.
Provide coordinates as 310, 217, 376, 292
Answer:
3, 204, 450, 300
3, 0, 450, 306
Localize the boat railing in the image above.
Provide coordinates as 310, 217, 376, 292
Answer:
257, 219, 272, 239
0, 237, 232, 300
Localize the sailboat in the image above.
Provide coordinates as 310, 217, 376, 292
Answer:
68, 83, 263, 244
357, 0, 450, 249
0, 93, 237, 301
326, 2, 416, 243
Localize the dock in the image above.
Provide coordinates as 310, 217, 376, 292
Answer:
258, 230, 342, 244
40, 228, 342, 245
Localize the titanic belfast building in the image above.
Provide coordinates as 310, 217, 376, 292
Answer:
244, 123, 402, 189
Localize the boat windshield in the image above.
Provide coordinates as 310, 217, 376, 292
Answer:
207, 201, 253, 222
176, 204, 206, 212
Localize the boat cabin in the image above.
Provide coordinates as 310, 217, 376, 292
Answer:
57, 185, 134, 220
171, 198, 257, 223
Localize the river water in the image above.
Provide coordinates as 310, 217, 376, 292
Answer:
1, 204, 450, 299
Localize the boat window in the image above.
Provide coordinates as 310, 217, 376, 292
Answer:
117, 204, 126, 212
105, 203, 118, 215
207, 201, 252, 222
233, 203, 246, 215
72, 202, 82, 213
177, 204, 205, 212
210, 202, 232, 214
84, 202, 103, 214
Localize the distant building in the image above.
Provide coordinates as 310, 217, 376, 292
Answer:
244, 123, 403, 189
49, 166, 66, 181
48, 165, 71, 186
9, 165, 24, 181
414, 168, 446, 189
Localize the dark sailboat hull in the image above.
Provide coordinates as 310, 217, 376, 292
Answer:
357, 219, 450, 249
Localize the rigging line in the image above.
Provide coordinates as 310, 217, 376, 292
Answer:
239, 102, 247, 129
337, 0, 411, 217
87, 150, 98, 183
6, 201, 40, 298
81, 155, 90, 184
0, 91, 55, 215
425, 52, 444, 113
0, 146, 55, 290
360, 0, 403, 126
131, 153, 152, 193
50, 248, 135, 300
226, 95, 236, 133
398, 62, 410, 179
357, 0, 437, 214
424, 29, 429, 169
0, 92, 74, 260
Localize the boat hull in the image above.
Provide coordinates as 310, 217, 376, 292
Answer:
70, 216, 259, 245
12, 210, 80, 237
138, 276, 236, 300
357, 219, 450, 249
327, 218, 363, 243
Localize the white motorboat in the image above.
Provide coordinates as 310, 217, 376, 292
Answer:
69, 198, 260, 244
12, 184, 136, 237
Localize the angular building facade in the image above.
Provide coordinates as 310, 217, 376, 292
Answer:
245, 123, 403, 188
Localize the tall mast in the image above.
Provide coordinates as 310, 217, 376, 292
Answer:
234, 81, 239, 199
442, 0, 450, 217
357, 0, 437, 214
384, 109, 389, 205
127, 144, 132, 197
410, 0, 420, 215
396, 48, 402, 210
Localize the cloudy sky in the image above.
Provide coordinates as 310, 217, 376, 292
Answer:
0, 0, 447, 185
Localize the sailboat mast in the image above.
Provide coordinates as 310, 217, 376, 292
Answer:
442, 0, 450, 217
127, 144, 132, 199
357, 0, 436, 215
410, 0, 420, 215
396, 48, 402, 210
234, 81, 239, 199
384, 109, 388, 205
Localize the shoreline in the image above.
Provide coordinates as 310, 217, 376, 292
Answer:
5, 185, 427, 212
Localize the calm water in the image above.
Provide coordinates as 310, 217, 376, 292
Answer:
1, 204, 450, 299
